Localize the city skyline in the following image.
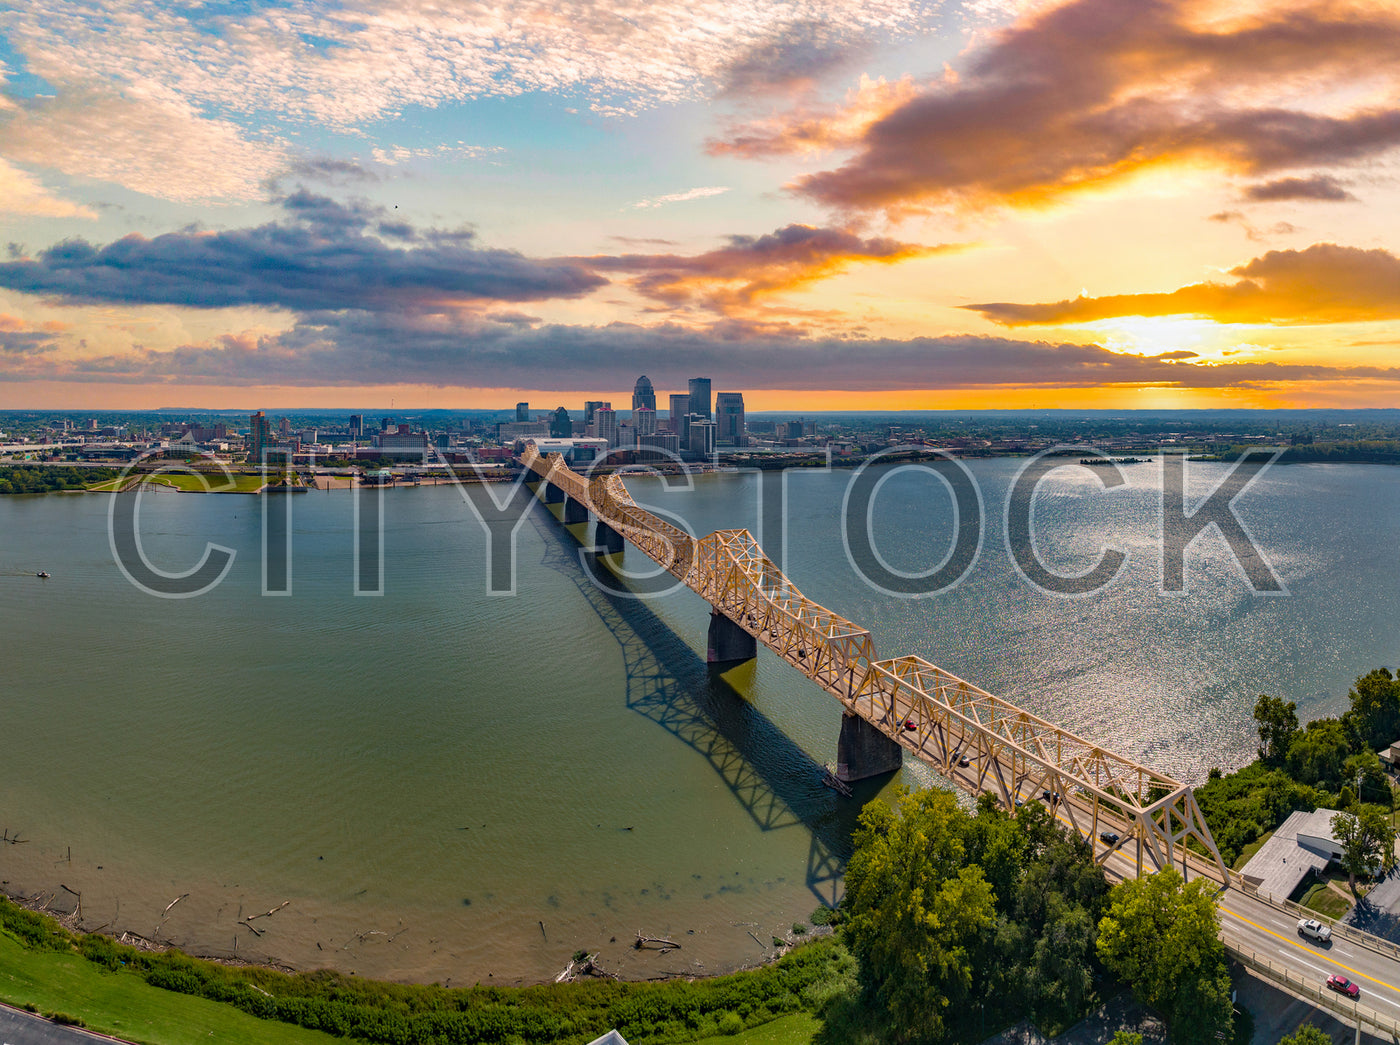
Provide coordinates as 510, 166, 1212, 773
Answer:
2, 0, 1400, 411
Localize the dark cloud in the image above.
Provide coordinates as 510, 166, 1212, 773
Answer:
0, 191, 606, 312
968, 243, 1400, 325
272, 157, 380, 189
717, 21, 871, 96
713, 0, 1400, 212
583, 224, 950, 313
1242, 175, 1357, 202
7, 311, 1398, 393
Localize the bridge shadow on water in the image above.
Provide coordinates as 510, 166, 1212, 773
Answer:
530, 507, 888, 906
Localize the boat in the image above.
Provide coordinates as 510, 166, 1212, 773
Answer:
36, 571, 50, 578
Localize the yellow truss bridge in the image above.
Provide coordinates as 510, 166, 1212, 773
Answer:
519, 444, 1228, 882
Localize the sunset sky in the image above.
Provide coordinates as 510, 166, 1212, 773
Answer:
1, 0, 1399, 411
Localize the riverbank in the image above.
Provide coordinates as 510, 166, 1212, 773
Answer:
0, 895, 847, 1045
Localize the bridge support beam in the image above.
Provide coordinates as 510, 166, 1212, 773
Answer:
595, 520, 624, 555
563, 497, 588, 524
543, 481, 565, 504
707, 609, 757, 665
836, 712, 903, 783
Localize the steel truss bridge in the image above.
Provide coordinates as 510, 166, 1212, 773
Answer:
519, 445, 1229, 882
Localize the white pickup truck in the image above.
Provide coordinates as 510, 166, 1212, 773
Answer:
1298, 918, 1332, 943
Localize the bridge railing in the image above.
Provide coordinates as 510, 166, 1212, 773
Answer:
1227, 871, 1400, 963
516, 442, 1228, 880
1225, 941, 1397, 1037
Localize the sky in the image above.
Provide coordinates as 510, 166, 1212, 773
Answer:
1, 0, 1399, 412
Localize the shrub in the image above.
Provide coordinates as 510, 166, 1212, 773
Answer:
718, 1011, 744, 1035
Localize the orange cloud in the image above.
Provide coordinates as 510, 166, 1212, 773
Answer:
967, 243, 1400, 325
581, 223, 952, 317
712, 0, 1400, 214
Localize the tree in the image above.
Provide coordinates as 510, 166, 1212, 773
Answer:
1254, 694, 1299, 767
1344, 748, 1390, 807
1278, 1027, 1331, 1045
1096, 870, 1233, 1045
1286, 720, 1350, 788
1347, 668, 1400, 750
842, 788, 997, 1043
1331, 807, 1397, 889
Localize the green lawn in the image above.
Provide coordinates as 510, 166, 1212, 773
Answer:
138, 473, 266, 493
1299, 882, 1353, 919
0, 932, 341, 1044
693, 1012, 820, 1045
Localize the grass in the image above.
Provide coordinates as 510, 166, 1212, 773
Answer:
692, 1012, 820, 1044
1299, 882, 1353, 919
1232, 830, 1274, 871
0, 932, 341, 1044
141, 473, 267, 493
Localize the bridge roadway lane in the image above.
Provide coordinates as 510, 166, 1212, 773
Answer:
944, 756, 1400, 1019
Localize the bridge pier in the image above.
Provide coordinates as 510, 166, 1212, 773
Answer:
595, 520, 624, 555
836, 712, 904, 783
563, 497, 588, 524
543, 482, 565, 504
707, 608, 757, 665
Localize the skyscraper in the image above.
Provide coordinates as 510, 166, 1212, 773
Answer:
715, 392, 746, 446
634, 406, 657, 436
594, 406, 619, 447
516, 402, 530, 422
584, 401, 609, 427
550, 407, 572, 438
687, 377, 712, 419
667, 394, 689, 433
348, 414, 364, 441
632, 375, 656, 411
248, 411, 272, 462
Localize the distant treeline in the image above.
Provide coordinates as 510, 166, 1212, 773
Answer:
0, 465, 117, 494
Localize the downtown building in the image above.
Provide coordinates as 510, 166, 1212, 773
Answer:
715, 392, 746, 446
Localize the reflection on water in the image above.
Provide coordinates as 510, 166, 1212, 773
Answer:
0, 457, 1397, 981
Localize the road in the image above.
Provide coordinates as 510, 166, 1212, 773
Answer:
0, 1004, 129, 1045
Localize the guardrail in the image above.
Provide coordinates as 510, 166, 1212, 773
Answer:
1226, 942, 1399, 1037
1224, 868, 1400, 964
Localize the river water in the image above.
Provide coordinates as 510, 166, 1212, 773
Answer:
0, 457, 1396, 983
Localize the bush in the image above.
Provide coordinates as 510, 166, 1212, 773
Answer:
718, 1011, 745, 1035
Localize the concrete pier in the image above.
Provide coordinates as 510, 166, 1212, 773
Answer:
595, 520, 624, 555
835, 712, 904, 782
563, 497, 588, 524
707, 608, 757, 664
544, 482, 565, 504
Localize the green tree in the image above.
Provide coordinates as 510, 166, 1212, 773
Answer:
1347, 668, 1400, 750
1286, 720, 1351, 788
1108, 1034, 1144, 1045
1254, 694, 1299, 767
843, 788, 997, 1043
1096, 870, 1233, 1045
1331, 807, 1397, 889
1344, 749, 1390, 806
1278, 1026, 1331, 1045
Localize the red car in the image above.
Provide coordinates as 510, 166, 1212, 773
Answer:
1327, 974, 1360, 999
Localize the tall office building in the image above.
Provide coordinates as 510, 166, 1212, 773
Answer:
550, 407, 572, 438
632, 375, 656, 411
248, 411, 273, 462
584, 400, 609, 427
348, 414, 364, 441
634, 406, 657, 436
687, 377, 712, 419
715, 392, 746, 446
594, 406, 619, 448
689, 419, 717, 455
667, 394, 689, 433
515, 402, 530, 422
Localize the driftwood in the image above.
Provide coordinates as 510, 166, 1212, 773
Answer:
59, 884, 82, 920
555, 953, 617, 983
163, 893, 190, 916
747, 931, 765, 949
634, 931, 680, 951
246, 900, 290, 922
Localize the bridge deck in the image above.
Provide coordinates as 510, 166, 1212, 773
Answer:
520, 446, 1228, 880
